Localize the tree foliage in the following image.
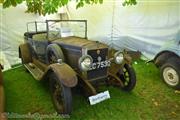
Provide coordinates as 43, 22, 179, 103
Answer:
2, 0, 137, 15
0, 0, 4, 3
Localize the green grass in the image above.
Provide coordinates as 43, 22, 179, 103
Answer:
3, 60, 180, 120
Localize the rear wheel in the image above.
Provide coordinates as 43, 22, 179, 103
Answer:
160, 57, 180, 90
49, 73, 72, 114
117, 64, 136, 91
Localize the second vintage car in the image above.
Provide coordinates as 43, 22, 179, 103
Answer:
19, 20, 136, 114
153, 39, 180, 90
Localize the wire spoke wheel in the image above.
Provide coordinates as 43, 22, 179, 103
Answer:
46, 44, 65, 64
117, 64, 136, 91
49, 73, 72, 114
52, 80, 65, 111
48, 51, 57, 64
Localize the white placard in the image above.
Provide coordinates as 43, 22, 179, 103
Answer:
89, 91, 110, 105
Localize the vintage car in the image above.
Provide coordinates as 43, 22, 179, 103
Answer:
19, 20, 136, 114
153, 39, 180, 90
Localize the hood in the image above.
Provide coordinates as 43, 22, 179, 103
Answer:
52, 36, 108, 50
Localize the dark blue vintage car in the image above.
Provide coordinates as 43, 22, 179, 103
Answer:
19, 20, 136, 114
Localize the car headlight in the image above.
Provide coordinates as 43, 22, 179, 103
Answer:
79, 55, 93, 71
114, 51, 124, 64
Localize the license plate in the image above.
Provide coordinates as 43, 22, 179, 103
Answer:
89, 91, 110, 105
90, 60, 111, 70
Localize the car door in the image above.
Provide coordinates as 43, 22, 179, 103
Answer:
32, 33, 48, 63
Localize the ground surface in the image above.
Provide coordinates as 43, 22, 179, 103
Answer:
3, 60, 180, 120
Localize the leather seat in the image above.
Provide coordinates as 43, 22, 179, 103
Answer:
32, 33, 47, 41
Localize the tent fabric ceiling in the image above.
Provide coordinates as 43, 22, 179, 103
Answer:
0, 0, 180, 70
0, 4, 59, 70
67, 0, 180, 59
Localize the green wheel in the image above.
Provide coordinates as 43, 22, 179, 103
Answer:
117, 64, 136, 91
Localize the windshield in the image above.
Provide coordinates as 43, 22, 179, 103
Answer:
47, 20, 87, 40
27, 22, 46, 32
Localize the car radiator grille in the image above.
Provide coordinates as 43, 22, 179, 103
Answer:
87, 48, 108, 80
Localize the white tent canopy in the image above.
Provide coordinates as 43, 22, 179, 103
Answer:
0, 4, 59, 70
0, 0, 180, 70
67, 0, 180, 59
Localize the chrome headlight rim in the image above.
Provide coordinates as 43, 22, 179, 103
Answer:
79, 55, 93, 71
114, 51, 124, 64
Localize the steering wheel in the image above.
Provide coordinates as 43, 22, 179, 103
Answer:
51, 28, 61, 38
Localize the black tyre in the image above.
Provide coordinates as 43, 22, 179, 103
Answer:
49, 73, 72, 114
46, 44, 64, 64
117, 64, 136, 91
160, 57, 180, 90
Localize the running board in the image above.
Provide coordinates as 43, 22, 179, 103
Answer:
24, 63, 44, 80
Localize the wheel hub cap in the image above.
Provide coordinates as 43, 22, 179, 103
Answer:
163, 67, 179, 86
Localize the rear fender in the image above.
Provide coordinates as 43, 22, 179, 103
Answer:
19, 43, 32, 63
154, 51, 180, 67
45, 63, 78, 87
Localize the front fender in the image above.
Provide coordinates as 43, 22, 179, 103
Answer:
45, 63, 78, 87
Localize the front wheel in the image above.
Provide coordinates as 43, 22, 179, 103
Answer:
49, 73, 72, 115
160, 57, 180, 90
117, 64, 136, 91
